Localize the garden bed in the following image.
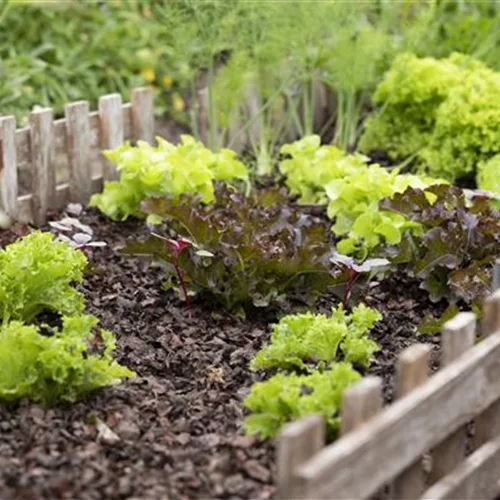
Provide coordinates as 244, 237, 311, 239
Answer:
0, 205, 446, 499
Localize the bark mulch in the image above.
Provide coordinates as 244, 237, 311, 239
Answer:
0, 207, 448, 500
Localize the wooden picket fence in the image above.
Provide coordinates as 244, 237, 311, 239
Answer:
279, 288, 500, 500
0, 87, 154, 226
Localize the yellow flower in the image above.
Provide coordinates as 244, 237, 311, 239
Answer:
162, 75, 173, 89
172, 93, 185, 112
141, 68, 155, 83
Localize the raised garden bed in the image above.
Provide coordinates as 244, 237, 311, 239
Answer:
0, 203, 447, 499
0, 81, 499, 500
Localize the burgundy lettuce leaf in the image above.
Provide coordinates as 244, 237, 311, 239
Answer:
125, 187, 339, 311
381, 184, 500, 308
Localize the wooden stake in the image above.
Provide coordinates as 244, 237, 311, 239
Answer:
340, 376, 382, 436
131, 87, 154, 144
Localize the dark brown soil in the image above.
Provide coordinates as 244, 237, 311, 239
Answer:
0, 206, 449, 500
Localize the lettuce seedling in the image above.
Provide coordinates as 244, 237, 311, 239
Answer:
151, 234, 193, 315
90, 135, 249, 221
125, 187, 339, 311
279, 135, 369, 204
329, 252, 389, 308
0, 314, 135, 406
243, 363, 361, 439
251, 304, 381, 371
0, 231, 87, 324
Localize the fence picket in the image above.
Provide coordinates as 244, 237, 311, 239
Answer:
66, 101, 91, 203
392, 344, 431, 499
29, 108, 55, 225
475, 290, 500, 449
277, 415, 324, 500
131, 87, 154, 144
429, 313, 476, 483
340, 376, 382, 436
99, 93, 123, 181
0, 116, 18, 218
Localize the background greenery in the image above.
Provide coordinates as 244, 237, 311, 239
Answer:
2, 0, 500, 165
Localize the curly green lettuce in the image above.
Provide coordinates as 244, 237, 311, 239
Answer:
0, 231, 87, 324
243, 363, 361, 439
0, 315, 135, 406
90, 135, 249, 220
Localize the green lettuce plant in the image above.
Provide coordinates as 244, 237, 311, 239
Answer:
90, 135, 248, 221
360, 52, 500, 184
251, 304, 381, 371
278, 135, 369, 204
325, 165, 443, 259
0, 231, 87, 324
243, 363, 361, 439
0, 314, 135, 406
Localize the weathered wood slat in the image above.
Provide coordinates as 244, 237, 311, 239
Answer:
122, 103, 132, 140
493, 259, 500, 292
29, 108, 55, 225
99, 93, 124, 181
294, 330, 500, 499
429, 313, 476, 483
131, 87, 154, 143
14, 127, 30, 166
421, 434, 500, 500
340, 376, 382, 436
66, 101, 91, 203
0, 116, 18, 218
277, 415, 324, 500
392, 344, 431, 499
474, 290, 500, 449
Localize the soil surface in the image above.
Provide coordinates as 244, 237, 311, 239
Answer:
0, 206, 449, 500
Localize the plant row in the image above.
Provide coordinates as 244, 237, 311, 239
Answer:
0, 232, 134, 406
4, 1, 500, 158
87, 135, 498, 437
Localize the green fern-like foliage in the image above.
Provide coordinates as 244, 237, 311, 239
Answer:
251, 304, 381, 371
360, 52, 500, 183
89, 135, 248, 221
243, 363, 361, 439
0, 315, 135, 406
